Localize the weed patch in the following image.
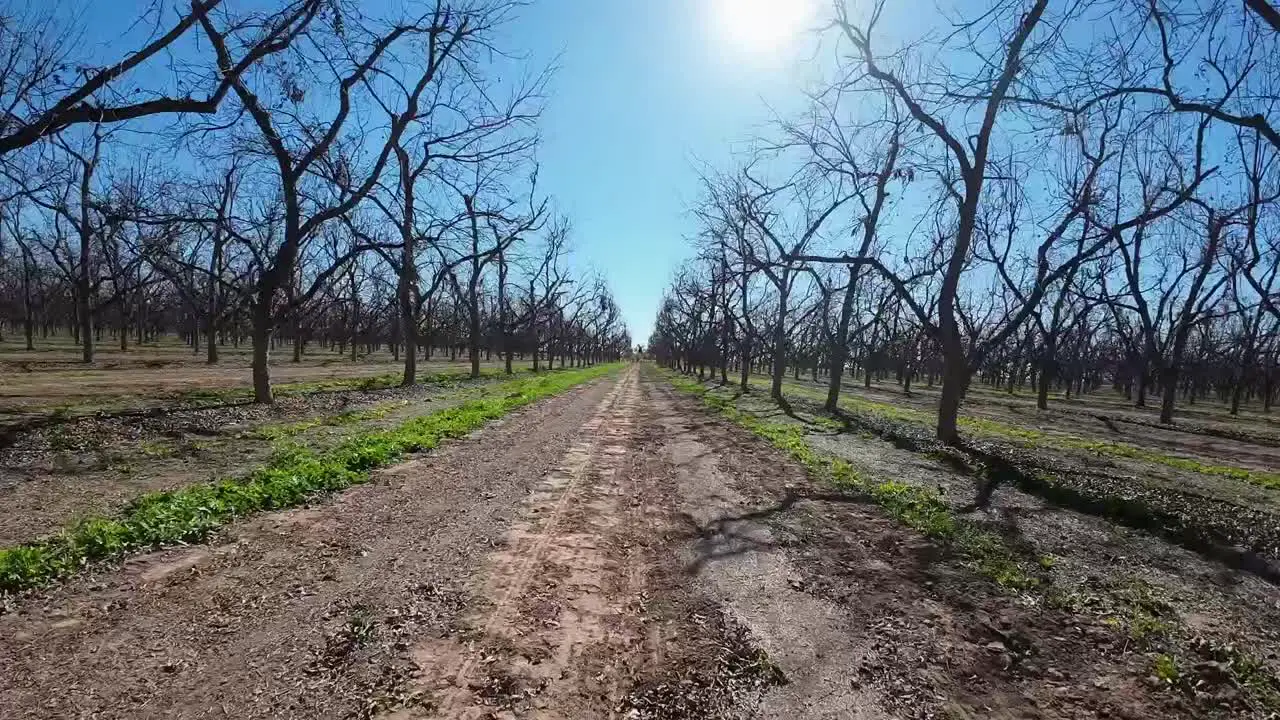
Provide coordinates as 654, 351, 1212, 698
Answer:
665, 372, 1040, 591
779, 380, 1280, 492
0, 365, 620, 595
1154, 653, 1181, 685
250, 400, 410, 441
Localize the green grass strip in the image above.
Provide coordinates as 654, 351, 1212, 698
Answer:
776, 379, 1280, 492
667, 372, 1039, 591
0, 364, 622, 595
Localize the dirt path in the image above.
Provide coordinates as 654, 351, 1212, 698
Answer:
402, 365, 650, 718
0, 365, 1223, 718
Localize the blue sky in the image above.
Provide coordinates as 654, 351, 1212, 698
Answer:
497, 0, 828, 343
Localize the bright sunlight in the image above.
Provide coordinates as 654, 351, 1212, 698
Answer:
712, 0, 817, 60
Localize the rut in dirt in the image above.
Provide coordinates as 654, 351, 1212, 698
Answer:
403, 365, 652, 717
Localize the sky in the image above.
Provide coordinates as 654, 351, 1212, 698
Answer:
68, 0, 846, 344
496, 0, 829, 344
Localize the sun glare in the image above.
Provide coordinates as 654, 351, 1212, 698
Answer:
712, 0, 815, 60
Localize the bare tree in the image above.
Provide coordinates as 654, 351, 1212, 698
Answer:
0, 0, 333, 155
199, 3, 480, 402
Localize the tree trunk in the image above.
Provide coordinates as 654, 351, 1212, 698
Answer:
467, 277, 481, 378
23, 307, 34, 350
719, 262, 731, 386
77, 231, 93, 363
1264, 368, 1274, 413
1159, 366, 1178, 424
1036, 347, 1054, 410
936, 359, 968, 444
825, 273, 859, 411
398, 254, 417, 386
21, 250, 35, 350
469, 312, 481, 377
498, 254, 512, 375
251, 304, 274, 404
136, 292, 145, 347
770, 284, 789, 401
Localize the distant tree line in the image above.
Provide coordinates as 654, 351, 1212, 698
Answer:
0, 0, 630, 402
649, 0, 1280, 442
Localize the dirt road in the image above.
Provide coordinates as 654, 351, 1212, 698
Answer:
0, 366, 1203, 718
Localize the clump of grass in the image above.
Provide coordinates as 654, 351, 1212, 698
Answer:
1067, 439, 1280, 490
342, 605, 378, 649
1116, 578, 1175, 645
667, 373, 1040, 591
1188, 637, 1280, 711
0, 364, 621, 594
1154, 653, 1181, 685
964, 410, 1280, 491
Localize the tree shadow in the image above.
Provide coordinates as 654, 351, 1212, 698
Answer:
1096, 415, 1122, 434
780, 392, 1280, 586
674, 485, 945, 576
953, 440, 1280, 585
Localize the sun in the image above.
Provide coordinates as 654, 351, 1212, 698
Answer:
712, 0, 816, 59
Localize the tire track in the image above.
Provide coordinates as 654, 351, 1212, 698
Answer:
402, 365, 647, 719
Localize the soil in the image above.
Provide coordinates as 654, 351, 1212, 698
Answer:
730, 380, 1280, 718
0, 373, 618, 719
0, 352, 402, 425
0, 377, 498, 547
1, 365, 1272, 719
775, 376, 1280, 569
0, 340, 507, 429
